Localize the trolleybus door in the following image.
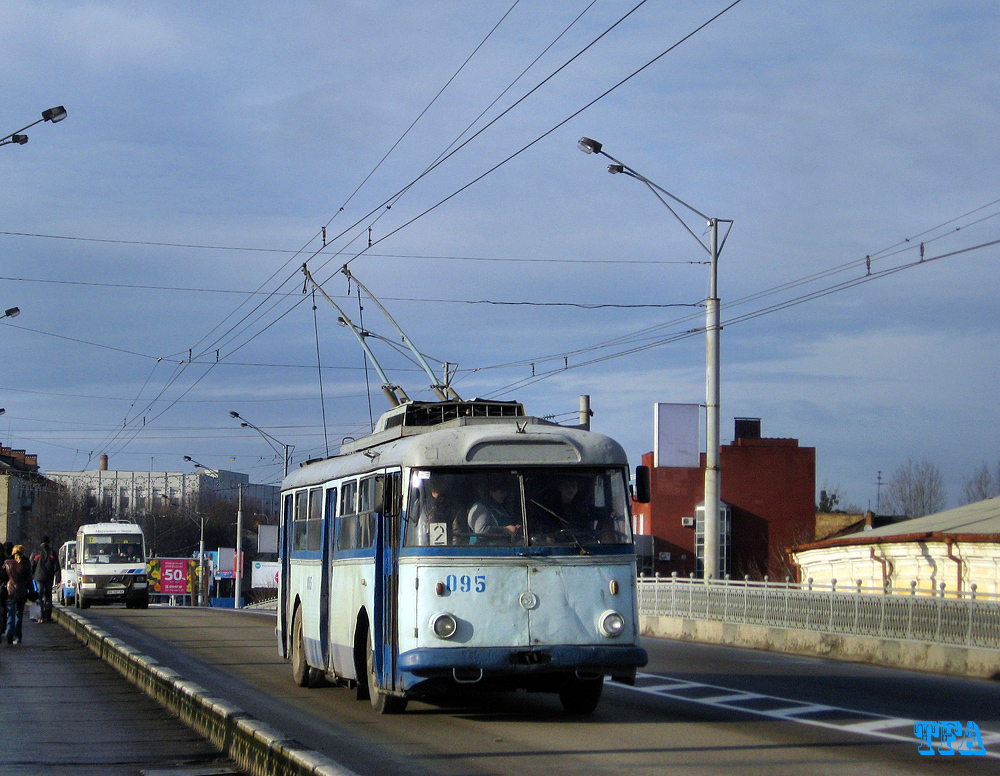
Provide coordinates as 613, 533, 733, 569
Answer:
373, 471, 402, 691
277, 493, 293, 657
318, 487, 336, 672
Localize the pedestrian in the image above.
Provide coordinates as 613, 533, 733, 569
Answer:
4, 544, 33, 645
0, 542, 9, 618
31, 536, 60, 623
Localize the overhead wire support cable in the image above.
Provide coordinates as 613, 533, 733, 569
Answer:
321, 0, 525, 238
299, 0, 675, 280
183, 2, 531, 366
478, 236, 1000, 397
336, 1, 599, 269
106, 0, 746, 390
335, 0, 747, 273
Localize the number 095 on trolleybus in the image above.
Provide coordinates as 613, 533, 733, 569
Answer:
277, 400, 649, 714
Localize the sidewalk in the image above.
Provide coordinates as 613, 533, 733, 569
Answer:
0, 614, 241, 775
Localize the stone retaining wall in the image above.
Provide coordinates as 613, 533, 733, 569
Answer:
55, 607, 357, 776
641, 614, 1000, 679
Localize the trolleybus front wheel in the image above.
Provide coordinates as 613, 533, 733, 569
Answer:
365, 632, 408, 714
558, 675, 604, 715
291, 608, 310, 687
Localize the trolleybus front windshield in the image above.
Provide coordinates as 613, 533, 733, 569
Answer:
404, 468, 631, 548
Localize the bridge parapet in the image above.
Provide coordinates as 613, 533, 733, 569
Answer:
637, 576, 1000, 678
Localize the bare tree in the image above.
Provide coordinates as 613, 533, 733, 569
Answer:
962, 461, 1000, 504
880, 458, 946, 518
817, 483, 842, 513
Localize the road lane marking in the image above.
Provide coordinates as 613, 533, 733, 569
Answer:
619, 673, 1000, 759
767, 704, 836, 716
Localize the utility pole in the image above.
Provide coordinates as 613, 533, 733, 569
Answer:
703, 219, 721, 580
235, 483, 243, 609
577, 136, 731, 580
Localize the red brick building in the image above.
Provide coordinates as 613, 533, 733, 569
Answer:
632, 426, 815, 580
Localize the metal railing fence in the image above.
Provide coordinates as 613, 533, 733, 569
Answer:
637, 575, 1000, 650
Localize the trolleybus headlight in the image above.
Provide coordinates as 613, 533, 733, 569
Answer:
598, 610, 626, 638
430, 612, 458, 640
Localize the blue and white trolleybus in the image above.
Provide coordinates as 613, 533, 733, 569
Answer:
277, 399, 648, 714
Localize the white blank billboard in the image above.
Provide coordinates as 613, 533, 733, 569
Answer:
654, 403, 700, 468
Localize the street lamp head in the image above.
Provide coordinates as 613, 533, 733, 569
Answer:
607, 164, 624, 175
228, 411, 241, 419
183, 455, 193, 462
0, 409, 5, 417
11, 135, 28, 145
42, 106, 67, 123
241, 422, 250, 428
578, 137, 602, 155
3, 307, 19, 319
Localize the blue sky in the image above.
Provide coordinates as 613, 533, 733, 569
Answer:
2, 1, 998, 510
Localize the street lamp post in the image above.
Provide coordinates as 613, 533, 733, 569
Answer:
183, 455, 211, 605
228, 411, 292, 477
578, 137, 732, 579
235, 482, 243, 610
1, 106, 67, 147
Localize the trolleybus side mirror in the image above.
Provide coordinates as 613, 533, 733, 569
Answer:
634, 466, 651, 504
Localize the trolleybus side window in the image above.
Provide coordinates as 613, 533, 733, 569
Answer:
337, 480, 358, 551
292, 491, 307, 550
292, 489, 324, 552
357, 475, 378, 549
306, 487, 323, 551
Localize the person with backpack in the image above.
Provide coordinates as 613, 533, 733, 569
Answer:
31, 536, 60, 623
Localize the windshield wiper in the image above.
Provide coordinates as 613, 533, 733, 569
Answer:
528, 499, 588, 555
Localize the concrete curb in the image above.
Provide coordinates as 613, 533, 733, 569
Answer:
55, 606, 359, 776
641, 614, 1000, 679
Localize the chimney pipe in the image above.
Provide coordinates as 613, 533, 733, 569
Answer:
99, 454, 109, 471
579, 395, 592, 431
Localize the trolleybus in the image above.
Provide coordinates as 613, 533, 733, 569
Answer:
277, 399, 648, 714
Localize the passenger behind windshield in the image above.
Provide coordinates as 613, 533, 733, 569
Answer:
405, 469, 631, 548
466, 473, 523, 542
524, 472, 629, 546
407, 471, 463, 546
83, 539, 144, 563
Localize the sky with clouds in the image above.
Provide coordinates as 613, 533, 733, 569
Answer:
2, 0, 998, 511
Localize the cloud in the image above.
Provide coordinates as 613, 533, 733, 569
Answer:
1, 0, 997, 511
